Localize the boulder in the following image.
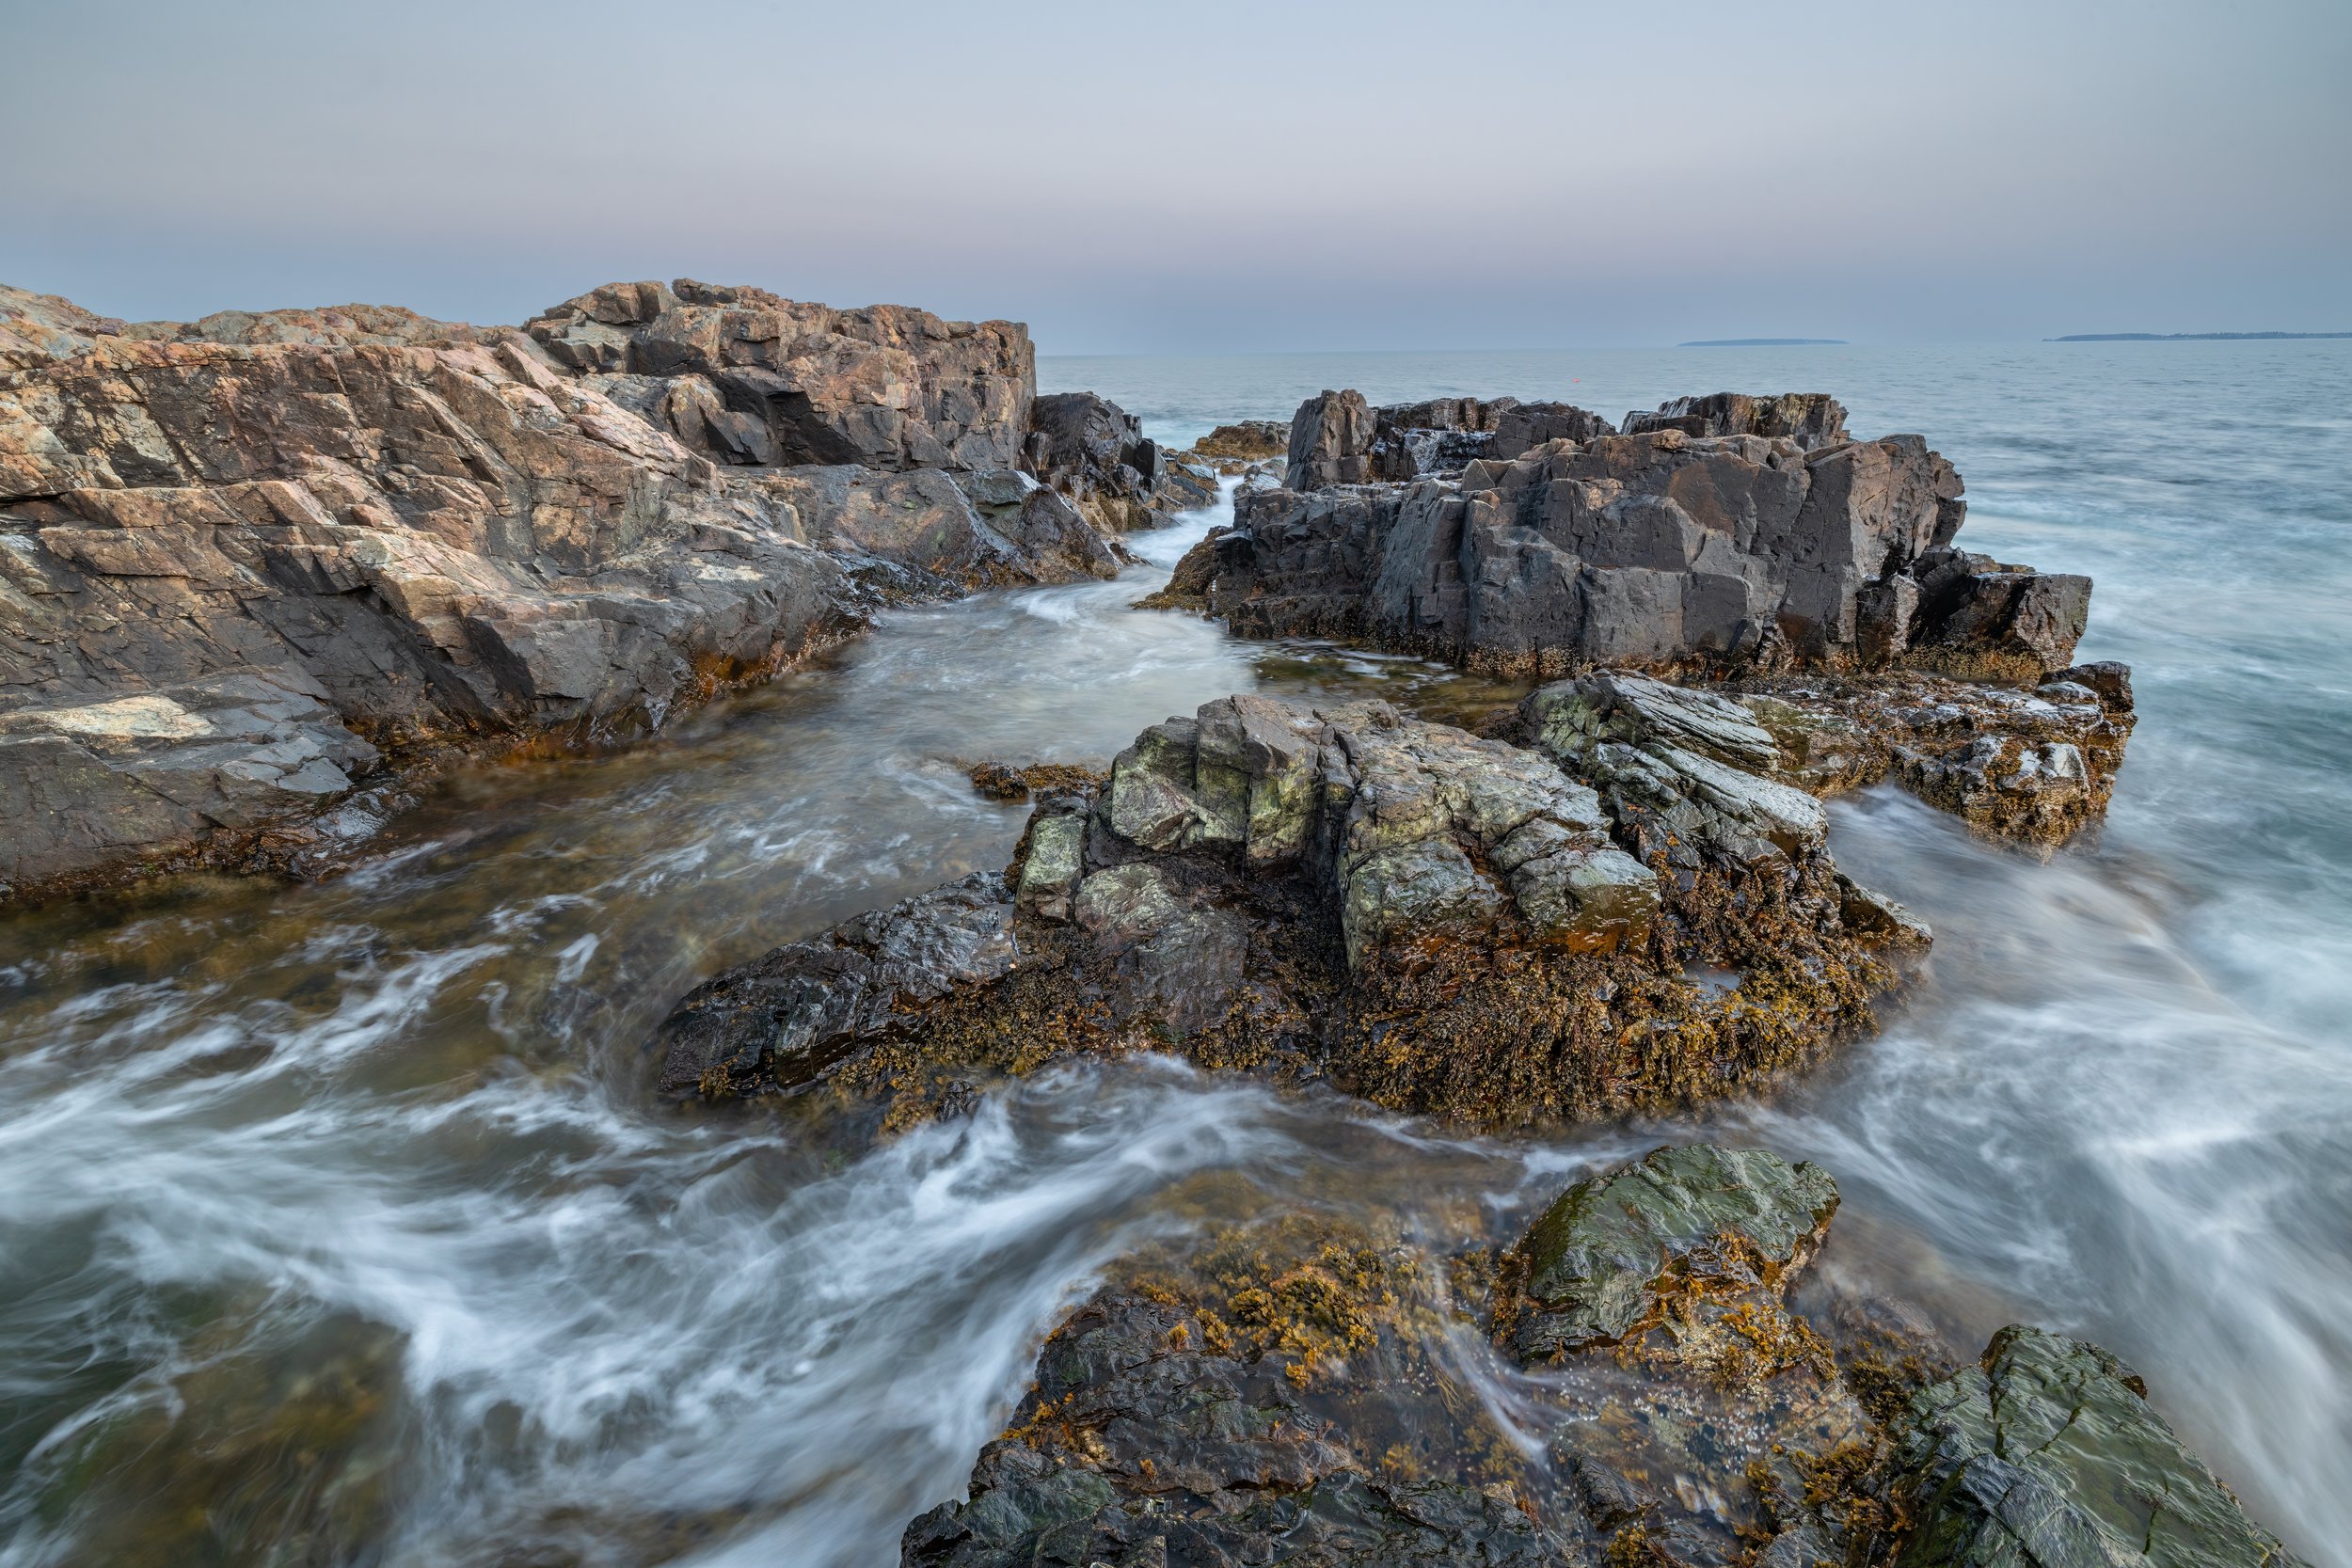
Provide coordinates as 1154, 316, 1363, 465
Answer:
1022, 390, 1213, 531
1508, 1143, 1840, 1358
1895, 1327, 2311, 1568
1284, 388, 1378, 490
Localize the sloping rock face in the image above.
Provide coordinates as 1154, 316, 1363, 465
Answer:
1220, 388, 2090, 686
652, 684, 1923, 1127
0, 279, 1143, 898
1895, 1329, 2311, 1568
526, 277, 1031, 471
1507, 1144, 1841, 1358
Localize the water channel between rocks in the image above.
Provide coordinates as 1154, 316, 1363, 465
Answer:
3, 373, 2348, 1568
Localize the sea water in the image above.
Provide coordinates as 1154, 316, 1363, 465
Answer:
0, 342, 2343, 1565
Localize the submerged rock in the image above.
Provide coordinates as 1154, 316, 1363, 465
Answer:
652, 682, 1923, 1129
653, 873, 1018, 1099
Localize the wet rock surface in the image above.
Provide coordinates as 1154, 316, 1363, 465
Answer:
652, 679, 1923, 1128
1896, 1327, 2311, 1568
0, 279, 1191, 900
909, 1145, 2307, 1568
1733, 662, 2137, 848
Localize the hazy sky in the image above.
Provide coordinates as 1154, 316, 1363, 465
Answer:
5, 0, 2346, 352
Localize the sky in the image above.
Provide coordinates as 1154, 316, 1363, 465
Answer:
3, 0, 2346, 354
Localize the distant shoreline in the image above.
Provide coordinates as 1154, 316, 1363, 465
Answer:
2048, 331, 2352, 341
1677, 337, 1847, 347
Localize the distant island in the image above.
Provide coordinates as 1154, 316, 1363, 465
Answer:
2048, 331, 2352, 341
1677, 337, 1847, 347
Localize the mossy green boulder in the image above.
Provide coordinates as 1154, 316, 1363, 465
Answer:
1510, 1143, 1839, 1359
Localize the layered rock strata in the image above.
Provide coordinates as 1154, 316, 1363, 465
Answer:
908, 1144, 2309, 1568
0, 280, 1181, 898
1285, 388, 1620, 491
653, 680, 1925, 1128
1235, 389, 2084, 680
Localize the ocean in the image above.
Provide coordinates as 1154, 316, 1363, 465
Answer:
0, 341, 2343, 1565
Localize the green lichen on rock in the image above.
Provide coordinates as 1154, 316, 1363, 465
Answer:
1895, 1326, 2309, 1568
1508, 1144, 1840, 1359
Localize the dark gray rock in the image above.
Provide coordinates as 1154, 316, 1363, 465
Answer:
1022, 390, 1213, 532
1285, 391, 1619, 490
1895, 1326, 2310, 1568
1510, 1143, 1840, 1358
1286, 388, 1379, 491
652, 873, 1016, 1098
899, 1290, 1576, 1568
1206, 389, 2094, 685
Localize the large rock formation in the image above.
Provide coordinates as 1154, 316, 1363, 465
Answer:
653, 681, 1925, 1129
1218, 388, 2089, 685
0, 279, 1168, 900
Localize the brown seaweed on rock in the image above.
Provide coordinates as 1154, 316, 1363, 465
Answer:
903, 1145, 2313, 1568
650, 679, 1927, 1134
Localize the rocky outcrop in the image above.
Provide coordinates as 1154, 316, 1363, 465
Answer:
526, 277, 1032, 471
1283, 388, 1619, 492
1020, 390, 1216, 533
0, 279, 1153, 899
1192, 419, 1288, 463
1622, 391, 1850, 449
1224, 388, 2096, 681
907, 1145, 2309, 1568
652, 682, 1923, 1127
